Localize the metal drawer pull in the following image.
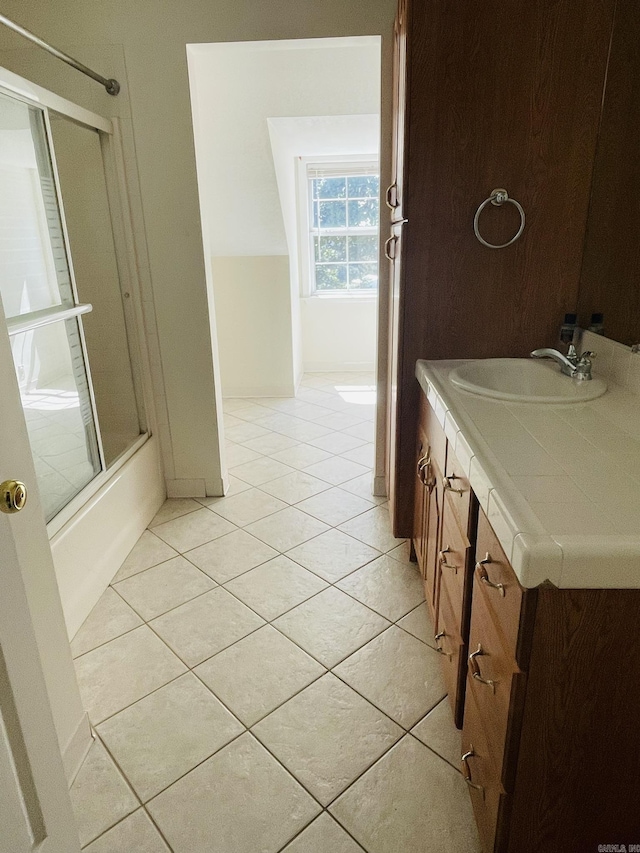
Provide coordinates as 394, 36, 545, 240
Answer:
443, 475, 464, 495
461, 748, 485, 796
416, 453, 430, 477
384, 235, 396, 260
434, 631, 446, 654
476, 554, 505, 597
386, 183, 399, 209
417, 455, 435, 490
439, 546, 458, 573
469, 645, 495, 693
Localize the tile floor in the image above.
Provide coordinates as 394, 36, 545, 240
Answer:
69, 373, 481, 853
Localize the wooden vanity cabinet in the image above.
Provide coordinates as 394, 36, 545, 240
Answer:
413, 394, 477, 727
414, 395, 640, 850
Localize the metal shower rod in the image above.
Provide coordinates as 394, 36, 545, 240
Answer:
0, 13, 120, 95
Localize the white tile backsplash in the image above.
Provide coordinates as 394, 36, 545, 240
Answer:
581, 330, 640, 395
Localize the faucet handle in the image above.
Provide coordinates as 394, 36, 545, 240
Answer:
579, 350, 596, 361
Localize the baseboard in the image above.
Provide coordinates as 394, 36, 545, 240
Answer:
222, 383, 296, 398
62, 711, 93, 786
373, 474, 388, 497
303, 361, 376, 373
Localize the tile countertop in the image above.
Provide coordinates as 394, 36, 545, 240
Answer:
416, 359, 640, 589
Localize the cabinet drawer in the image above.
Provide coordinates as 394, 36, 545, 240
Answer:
443, 445, 472, 531
475, 510, 524, 659
467, 576, 525, 785
438, 508, 469, 618
462, 687, 508, 853
436, 580, 464, 721
419, 393, 446, 474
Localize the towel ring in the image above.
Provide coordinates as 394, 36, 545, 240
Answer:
473, 188, 525, 249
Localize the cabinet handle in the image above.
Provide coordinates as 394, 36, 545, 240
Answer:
469, 644, 495, 693
476, 554, 505, 597
417, 454, 435, 490
443, 475, 464, 496
385, 182, 399, 209
434, 631, 447, 654
461, 748, 485, 796
439, 546, 458, 573
384, 235, 397, 260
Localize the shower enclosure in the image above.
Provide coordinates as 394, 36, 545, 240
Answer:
0, 77, 147, 526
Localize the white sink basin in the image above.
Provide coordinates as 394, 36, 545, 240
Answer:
449, 358, 607, 403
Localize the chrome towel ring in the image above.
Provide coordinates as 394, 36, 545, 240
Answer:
473, 188, 525, 249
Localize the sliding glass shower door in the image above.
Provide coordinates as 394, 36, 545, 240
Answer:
0, 77, 149, 535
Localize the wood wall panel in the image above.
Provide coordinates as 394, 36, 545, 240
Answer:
577, 0, 640, 347
391, 0, 616, 536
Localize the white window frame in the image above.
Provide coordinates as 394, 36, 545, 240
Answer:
296, 154, 380, 298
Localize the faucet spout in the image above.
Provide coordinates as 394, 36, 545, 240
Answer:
530, 348, 577, 377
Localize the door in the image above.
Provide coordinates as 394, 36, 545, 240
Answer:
0, 293, 81, 851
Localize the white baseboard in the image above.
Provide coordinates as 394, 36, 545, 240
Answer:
62, 711, 92, 786
372, 474, 387, 497
303, 361, 376, 373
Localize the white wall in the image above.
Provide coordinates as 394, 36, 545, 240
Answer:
0, 0, 395, 763
302, 297, 377, 372
211, 256, 295, 396
188, 37, 381, 393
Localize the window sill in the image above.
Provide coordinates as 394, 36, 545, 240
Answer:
302, 292, 377, 304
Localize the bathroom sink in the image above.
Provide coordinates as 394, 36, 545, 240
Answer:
449, 358, 607, 403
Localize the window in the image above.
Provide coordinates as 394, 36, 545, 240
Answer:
305, 163, 379, 295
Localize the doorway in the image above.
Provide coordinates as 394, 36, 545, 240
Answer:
186, 37, 386, 496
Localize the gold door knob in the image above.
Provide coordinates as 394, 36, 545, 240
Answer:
1, 480, 28, 514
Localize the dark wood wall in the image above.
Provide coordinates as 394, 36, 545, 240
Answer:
577, 0, 640, 347
391, 0, 616, 536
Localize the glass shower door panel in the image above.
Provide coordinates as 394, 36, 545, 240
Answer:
10, 320, 101, 521
0, 90, 102, 521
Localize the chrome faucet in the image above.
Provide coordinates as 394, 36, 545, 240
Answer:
530, 347, 596, 380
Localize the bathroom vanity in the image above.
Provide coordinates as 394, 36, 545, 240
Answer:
413, 358, 640, 852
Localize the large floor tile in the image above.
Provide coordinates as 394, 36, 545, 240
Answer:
230, 456, 294, 485
342, 421, 375, 442
270, 443, 333, 470
152, 508, 236, 552
242, 432, 299, 455
147, 733, 320, 853
307, 432, 365, 455
231, 403, 274, 422
206, 488, 287, 527
260, 471, 330, 503
148, 498, 201, 528
97, 673, 243, 801
340, 473, 387, 505
287, 529, 380, 582
69, 738, 138, 847
224, 442, 263, 469
253, 674, 402, 806
411, 698, 462, 769
312, 412, 364, 431
397, 602, 437, 649
114, 556, 215, 621
245, 507, 329, 552
281, 813, 363, 853
334, 626, 446, 728
386, 540, 413, 564
294, 487, 375, 527
112, 532, 178, 583
330, 736, 480, 853
74, 625, 187, 724
83, 809, 170, 852
71, 587, 142, 659
150, 588, 264, 667
337, 556, 424, 621
225, 422, 271, 444
224, 556, 327, 620
338, 506, 404, 553
340, 443, 374, 468
303, 456, 369, 486
273, 587, 390, 667
195, 625, 324, 726
184, 528, 278, 583
275, 419, 333, 442
197, 476, 251, 506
